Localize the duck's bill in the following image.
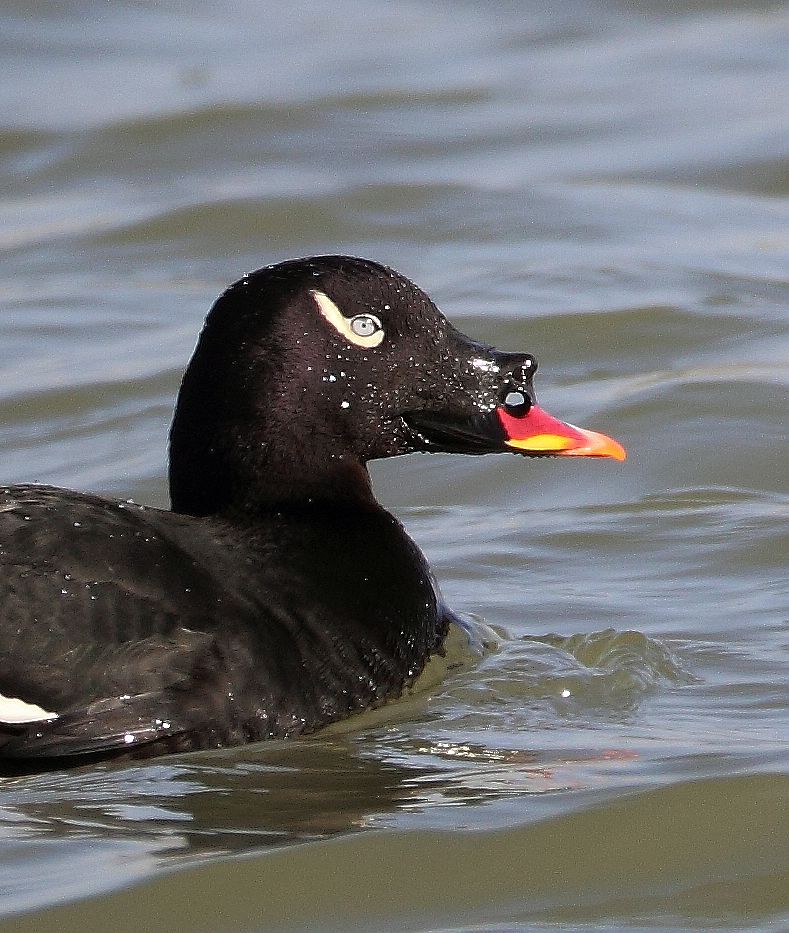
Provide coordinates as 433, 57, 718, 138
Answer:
497, 405, 626, 460
406, 405, 626, 460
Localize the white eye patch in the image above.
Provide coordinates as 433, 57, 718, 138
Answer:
310, 290, 384, 348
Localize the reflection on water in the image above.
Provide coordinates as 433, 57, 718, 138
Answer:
0, 624, 678, 838
0, 622, 729, 921
2, 767, 787, 932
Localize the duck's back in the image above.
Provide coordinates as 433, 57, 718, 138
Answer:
0, 485, 443, 765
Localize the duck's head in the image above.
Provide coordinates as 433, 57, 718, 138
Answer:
169, 256, 625, 516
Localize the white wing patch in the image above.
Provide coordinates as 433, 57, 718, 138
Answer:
0, 693, 59, 723
311, 290, 384, 348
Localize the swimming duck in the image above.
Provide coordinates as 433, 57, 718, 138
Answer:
0, 256, 624, 768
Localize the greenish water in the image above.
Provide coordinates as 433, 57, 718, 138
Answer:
1, 1, 787, 930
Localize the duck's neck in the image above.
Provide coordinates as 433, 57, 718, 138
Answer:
169, 435, 377, 517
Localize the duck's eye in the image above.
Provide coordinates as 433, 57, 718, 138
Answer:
311, 290, 386, 348
350, 314, 381, 338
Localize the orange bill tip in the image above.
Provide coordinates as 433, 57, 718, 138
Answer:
498, 405, 627, 461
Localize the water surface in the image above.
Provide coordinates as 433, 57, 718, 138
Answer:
1, 1, 787, 930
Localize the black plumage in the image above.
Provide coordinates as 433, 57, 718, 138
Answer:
0, 256, 622, 770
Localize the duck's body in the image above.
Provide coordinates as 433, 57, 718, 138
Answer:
0, 256, 624, 770
0, 483, 444, 761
